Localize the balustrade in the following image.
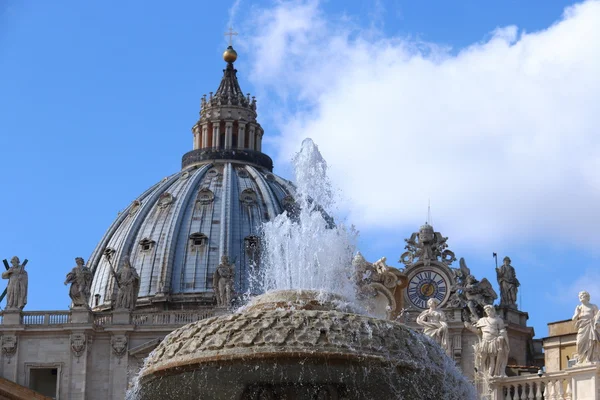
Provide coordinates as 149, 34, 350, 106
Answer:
490, 364, 600, 400
20, 311, 70, 325
131, 310, 214, 326
5, 309, 214, 327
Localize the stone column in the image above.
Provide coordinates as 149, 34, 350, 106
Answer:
238, 122, 246, 149
248, 125, 256, 151
108, 333, 129, 399
68, 331, 90, 400
192, 125, 201, 150
225, 121, 233, 150
212, 122, 220, 149
201, 124, 209, 148
256, 129, 263, 152
0, 332, 19, 382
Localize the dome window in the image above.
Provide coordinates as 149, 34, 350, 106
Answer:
197, 188, 214, 205
245, 236, 260, 265
240, 189, 257, 205
180, 170, 190, 180
244, 236, 259, 252
157, 192, 175, 209
189, 233, 208, 250
139, 238, 156, 252
207, 169, 219, 177
265, 173, 275, 182
237, 169, 249, 178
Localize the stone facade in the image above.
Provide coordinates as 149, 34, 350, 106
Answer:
0, 308, 221, 399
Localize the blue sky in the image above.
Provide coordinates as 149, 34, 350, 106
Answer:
1, 0, 599, 340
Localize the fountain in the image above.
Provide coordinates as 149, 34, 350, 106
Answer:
129, 139, 477, 399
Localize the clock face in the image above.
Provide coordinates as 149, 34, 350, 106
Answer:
407, 270, 449, 309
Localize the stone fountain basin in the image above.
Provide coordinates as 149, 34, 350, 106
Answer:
136, 290, 475, 400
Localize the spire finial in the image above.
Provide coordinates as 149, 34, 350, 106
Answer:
225, 27, 238, 47
223, 27, 239, 63
427, 199, 432, 226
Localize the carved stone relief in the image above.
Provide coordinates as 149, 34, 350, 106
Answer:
400, 223, 456, 267
111, 335, 128, 361
1, 335, 17, 363
70, 332, 87, 359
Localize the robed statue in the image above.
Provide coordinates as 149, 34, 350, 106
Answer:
2, 256, 28, 310
65, 257, 93, 308
114, 258, 140, 310
213, 255, 235, 307
496, 256, 520, 308
572, 290, 600, 364
416, 298, 450, 355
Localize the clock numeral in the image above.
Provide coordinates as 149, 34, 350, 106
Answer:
435, 291, 445, 301
436, 279, 444, 285
438, 286, 446, 294
425, 271, 432, 279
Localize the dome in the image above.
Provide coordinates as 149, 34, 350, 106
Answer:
88, 48, 295, 310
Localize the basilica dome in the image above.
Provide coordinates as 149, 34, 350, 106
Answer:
88, 48, 295, 311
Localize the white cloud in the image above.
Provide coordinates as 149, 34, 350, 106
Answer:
553, 268, 600, 306
244, 0, 600, 250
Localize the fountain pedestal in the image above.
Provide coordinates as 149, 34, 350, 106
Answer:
133, 290, 476, 400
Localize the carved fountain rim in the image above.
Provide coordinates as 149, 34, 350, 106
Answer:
138, 290, 448, 383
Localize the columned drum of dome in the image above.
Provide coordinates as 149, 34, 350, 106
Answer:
87, 47, 294, 311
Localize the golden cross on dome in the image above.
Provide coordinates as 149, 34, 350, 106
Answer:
225, 27, 238, 46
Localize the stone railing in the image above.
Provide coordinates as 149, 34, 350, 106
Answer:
489, 364, 600, 400
93, 312, 112, 326
1, 309, 217, 328
20, 311, 70, 325
131, 310, 215, 326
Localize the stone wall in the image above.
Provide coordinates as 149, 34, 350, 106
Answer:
0, 309, 219, 399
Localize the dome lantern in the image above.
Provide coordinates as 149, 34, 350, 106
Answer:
184, 33, 272, 171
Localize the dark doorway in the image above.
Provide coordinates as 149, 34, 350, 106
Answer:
29, 368, 58, 399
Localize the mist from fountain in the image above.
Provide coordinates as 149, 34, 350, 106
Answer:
249, 138, 358, 303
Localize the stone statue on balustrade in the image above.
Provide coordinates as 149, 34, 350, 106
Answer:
353, 252, 407, 319
65, 257, 93, 308
496, 256, 520, 308
1, 256, 28, 310
465, 305, 509, 377
114, 258, 140, 310
572, 290, 600, 364
416, 298, 450, 355
452, 258, 497, 322
213, 255, 235, 307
